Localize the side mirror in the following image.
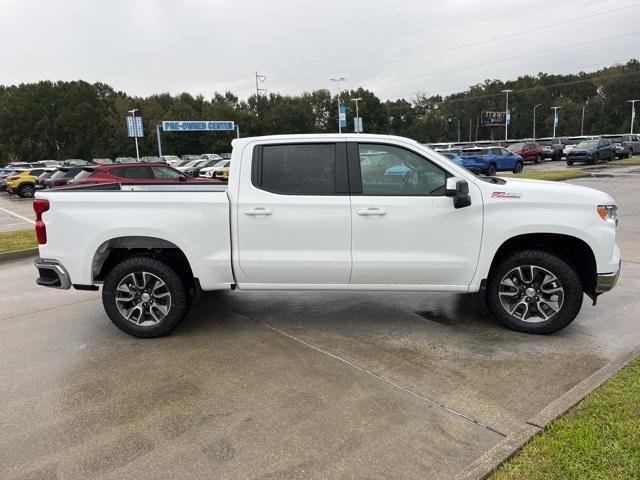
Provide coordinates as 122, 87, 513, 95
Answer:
178, 175, 187, 182
445, 177, 472, 209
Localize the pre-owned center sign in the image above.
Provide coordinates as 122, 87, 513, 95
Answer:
162, 120, 235, 131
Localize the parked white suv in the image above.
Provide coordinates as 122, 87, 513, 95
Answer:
33, 134, 620, 338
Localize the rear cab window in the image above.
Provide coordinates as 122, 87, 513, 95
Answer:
252, 143, 341, 195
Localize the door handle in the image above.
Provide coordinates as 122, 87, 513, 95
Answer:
244, 207, 273, 216
357, 208, 387, 216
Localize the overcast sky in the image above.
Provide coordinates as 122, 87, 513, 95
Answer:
0, 0, 638, 101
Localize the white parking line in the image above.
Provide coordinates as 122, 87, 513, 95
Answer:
0, 206, 35, 225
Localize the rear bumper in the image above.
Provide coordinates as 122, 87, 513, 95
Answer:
596, 260, 621, 294
34, 258, 71, 290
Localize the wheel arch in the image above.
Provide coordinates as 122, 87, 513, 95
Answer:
91, 236, 196, 290
488, 233, 597, 298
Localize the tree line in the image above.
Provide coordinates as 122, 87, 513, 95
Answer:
0, 59, 638, 165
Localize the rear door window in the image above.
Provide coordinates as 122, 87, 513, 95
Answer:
254, 143, 337, 195
122, 167, 153, 179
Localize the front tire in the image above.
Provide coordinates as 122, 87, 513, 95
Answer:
18, 184, 35, 198
512, 161, 523, 174
102, 256, 190, 338
486, 250, 583, 334
534, 154, 541, 164
486, 163, 497, 176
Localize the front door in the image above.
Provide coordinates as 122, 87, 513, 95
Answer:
349, 142, 483, 287
236, 141, 352, 285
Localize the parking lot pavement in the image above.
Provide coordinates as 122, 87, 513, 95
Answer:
1, 173, 639, 479
0, 193, 34, 232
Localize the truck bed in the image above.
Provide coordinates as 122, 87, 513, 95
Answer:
35, 183, 233, 290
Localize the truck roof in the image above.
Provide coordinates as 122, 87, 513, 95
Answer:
231, 133, 423, 148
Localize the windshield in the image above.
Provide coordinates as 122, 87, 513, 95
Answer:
507, 143, 525, 152
212, 159, 227, 167
603, 136, 623, 143
73, 170, 93, 180
577, 140, 598, 148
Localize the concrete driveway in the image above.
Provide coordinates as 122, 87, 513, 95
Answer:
1, 172, 639, 479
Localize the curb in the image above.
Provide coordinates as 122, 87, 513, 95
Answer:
0, 247, 38, 263
455, 343, 640, 480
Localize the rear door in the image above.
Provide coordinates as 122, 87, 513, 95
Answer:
348, 141, 483, 287
236, 141, 352, 285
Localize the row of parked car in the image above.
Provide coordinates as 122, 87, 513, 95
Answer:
431, 133, 640, 175
0, 154, 232, 198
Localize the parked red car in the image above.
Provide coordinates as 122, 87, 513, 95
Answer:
66, 163, 220, 186
506, 142, 544, 163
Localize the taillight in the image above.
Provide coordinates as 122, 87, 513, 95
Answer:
33, 198, 49, 245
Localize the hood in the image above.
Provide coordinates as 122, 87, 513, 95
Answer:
479, 177, 614, 205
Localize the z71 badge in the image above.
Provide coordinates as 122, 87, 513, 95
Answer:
491, 191, 521, 198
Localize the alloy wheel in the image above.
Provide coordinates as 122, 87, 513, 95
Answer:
115, 271, 172, 326
498, 265, 564, 323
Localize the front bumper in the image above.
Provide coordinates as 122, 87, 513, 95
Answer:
34, 258, 71, 290
596, 261, 621, 294
567, 154, 593, 162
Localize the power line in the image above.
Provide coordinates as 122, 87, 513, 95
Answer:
270, 3, 640, 83
267, 0, 559, 73
420, 69, 640, 106
398, 59, 637, 101
358, 30, 640, 90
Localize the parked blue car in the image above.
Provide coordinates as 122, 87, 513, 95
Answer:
458, 147, 524, 175
384, 151, 470, 179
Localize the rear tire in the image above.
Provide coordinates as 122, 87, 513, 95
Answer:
567, 161, 574, 166
486, 250, 583, 334
102, 256, 190, 338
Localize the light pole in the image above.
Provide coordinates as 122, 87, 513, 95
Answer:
628, 100, 640, 134
550, 106, 561, 138
351, 97, 362, 133
330, 77, 346, 134
532, 103, 541, 140
580, 103, 587, 136
128, 109, 140, 161
502, 89, 513, 141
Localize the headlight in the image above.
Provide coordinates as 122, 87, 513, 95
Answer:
597, 204, 618, 224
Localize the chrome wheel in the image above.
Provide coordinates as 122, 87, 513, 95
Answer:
498, 265, 564, 323
115, 271, 172, 326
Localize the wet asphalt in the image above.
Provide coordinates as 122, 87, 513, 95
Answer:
0, 168, 639, 479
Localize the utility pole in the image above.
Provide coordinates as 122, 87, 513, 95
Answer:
330, 77, 346, 134
457, 119, 461, 142
502, 89, 513, 141
469, 118, 472, 142
475, 117, 479, 142
255, 71, 267, 117
580, 104, 586, 136
628, 100, 639, 134
550, 106, 561, 138
255, 71, 267, 98
533, 103, 541, 140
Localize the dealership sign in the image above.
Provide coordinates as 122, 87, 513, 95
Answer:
126, 116, 144, 137
162, 120, 235, 131
481, 110, 510, 126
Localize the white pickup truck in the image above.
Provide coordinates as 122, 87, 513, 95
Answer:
33, 134, 621, 337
